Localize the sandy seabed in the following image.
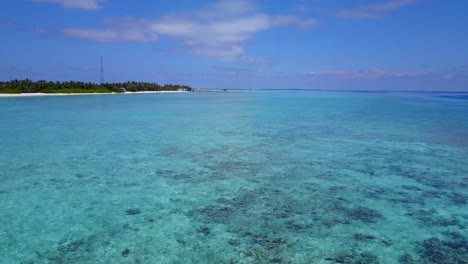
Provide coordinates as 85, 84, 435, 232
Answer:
0, 91, 466, 263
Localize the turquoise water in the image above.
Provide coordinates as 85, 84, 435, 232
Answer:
0, 91, 467, 263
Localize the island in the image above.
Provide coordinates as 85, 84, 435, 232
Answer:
0, 79, 193, 95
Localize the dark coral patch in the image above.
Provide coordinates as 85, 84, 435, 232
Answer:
121, 248, 130, 257
197, 226, 211, 235
415, 235, 467, 264
354, 233, 376, 241
346, 207, 383, 223
325, 251, 379, 263
125, 208, 141, 215
398, 253, 416, 264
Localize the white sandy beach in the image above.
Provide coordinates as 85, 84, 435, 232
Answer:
0, 91, 186, 97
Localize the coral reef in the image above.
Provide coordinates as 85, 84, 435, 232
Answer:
416, 236, 467, 264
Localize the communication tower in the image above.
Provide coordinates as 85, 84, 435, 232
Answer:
100, 56, 104, 84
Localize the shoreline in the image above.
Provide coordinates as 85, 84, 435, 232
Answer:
0, 91, 187, 97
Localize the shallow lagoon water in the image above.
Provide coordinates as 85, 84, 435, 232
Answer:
0, 91, 467, 263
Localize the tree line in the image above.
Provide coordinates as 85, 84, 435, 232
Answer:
0, 79, 193, 94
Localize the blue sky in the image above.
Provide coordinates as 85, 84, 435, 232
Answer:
1, 0, 467, 90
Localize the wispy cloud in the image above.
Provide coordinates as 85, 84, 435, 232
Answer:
63, 18, 158, 42
296, 4, 309, 13
339, 0, 417, 19
32, 0, 105, 10
66, 66, 99, 72
307, 67, 468, 82
307, 69, 423, 80
0, 19, 25, 31
440, 66, 468, 80
242, 56, 272, 67
54, 0, 318, 60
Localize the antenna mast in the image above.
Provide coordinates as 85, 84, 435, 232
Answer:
100, 56, 104, 84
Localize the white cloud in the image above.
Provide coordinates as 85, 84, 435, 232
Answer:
339, 0, 416, 19
32, 0, 105, 10
56, 0, 319, 60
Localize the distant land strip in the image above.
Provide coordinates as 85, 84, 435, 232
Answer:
0, 79, 193, 94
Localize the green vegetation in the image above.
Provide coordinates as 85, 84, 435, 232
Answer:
0, 79, 193, 94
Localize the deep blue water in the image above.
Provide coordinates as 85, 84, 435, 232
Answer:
439, 95, 468, 100
0, 91, 467, 263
